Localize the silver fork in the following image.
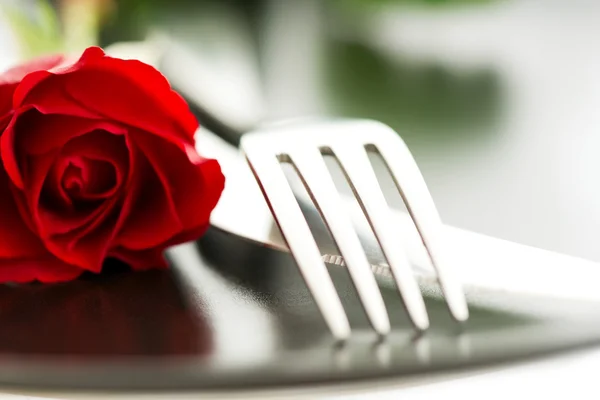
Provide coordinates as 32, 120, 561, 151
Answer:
107, 38, 468, 336
241, 119, 469, 340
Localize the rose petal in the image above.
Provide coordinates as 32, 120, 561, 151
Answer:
10, 49, 102, 118
45, 157, 74, 207
131, 130, 224, 232
61, 157, 116, 199
38, 129, 128, 235
64, 70, 195, 146
1, 109, 126, 190
0, 258, 83, 283
10, 185, 37, 234
23, 151, 60, 236
109, 246, 168, 271
0, 54, 65, 117
50, 133, 141, 272
183, 153, 225, 227
12, 47, 197, 145
115, 131, 224, 251
46, 214, 118, 273
20, 151, 112, 244
11, 50, 98, 109
1, 106, 33, 188
0, 167, 47, 259
82, 51, 197, 140
37, 131, 130, 271
38, 198, 109, 237
19, 111, 127, 156
18, 79, 102, 118
115, 143, 183, 250
56, 129, 129, 200
0, 86, 13, 119
110, 223, 209, 274
0, 112, 11, 141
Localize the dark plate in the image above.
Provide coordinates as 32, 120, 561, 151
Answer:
0, 227, 599, 391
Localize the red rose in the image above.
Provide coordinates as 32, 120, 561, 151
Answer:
0, 47, 225, 283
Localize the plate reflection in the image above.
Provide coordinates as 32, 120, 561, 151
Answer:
0, 264, 211, 357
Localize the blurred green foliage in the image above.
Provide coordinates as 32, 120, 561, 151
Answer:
99, 0, 261, 45
97, 0, 501, 145
324, 41, 501, 146
3, 0, 63, 59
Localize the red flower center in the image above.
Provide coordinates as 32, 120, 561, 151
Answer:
60, 157, 117, 200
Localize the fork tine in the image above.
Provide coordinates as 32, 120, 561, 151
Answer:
332, 145, 430, 331
370, 137, 469, 322
243, 148, 351, 340
289, 148, 391, 335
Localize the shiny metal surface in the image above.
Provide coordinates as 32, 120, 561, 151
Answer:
243, 134, 352, 340
197, 127, 600, 304
242, 120, 468, 338
290, 146, 391, 335
331, 134, 430, 331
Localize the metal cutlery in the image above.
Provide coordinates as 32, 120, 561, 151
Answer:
241, 119, 468, 339
106, 36, 600, 341
141, 35, 470, 337
195, 124, 600, 307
